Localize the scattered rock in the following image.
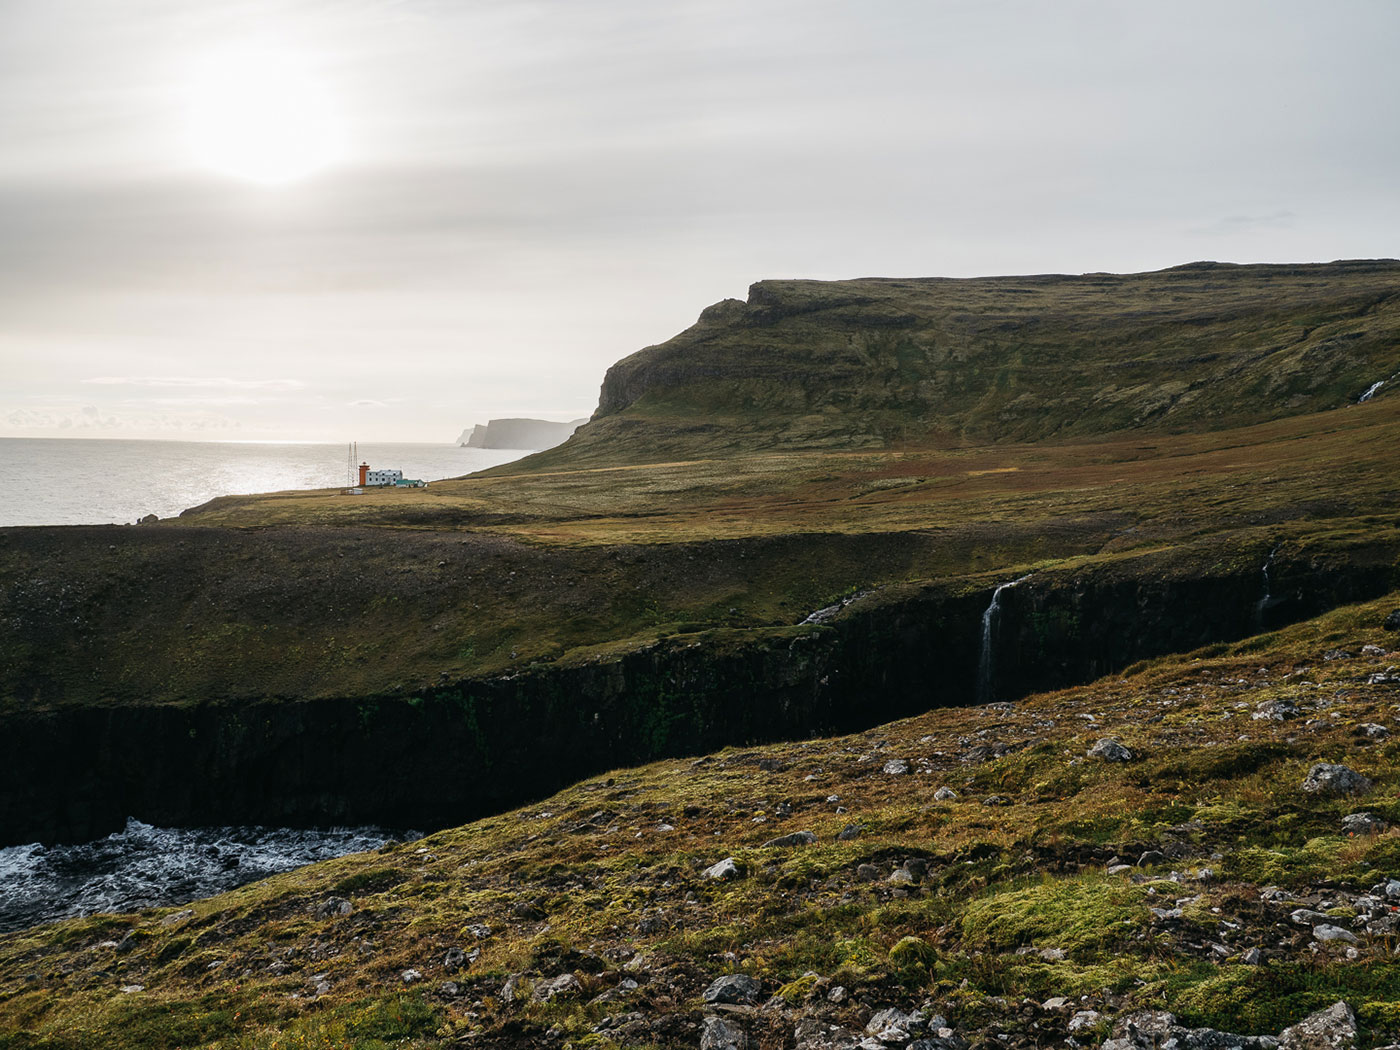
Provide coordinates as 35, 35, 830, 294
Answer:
1302, 763, 1372, 796
887, 868, 916, 886
702, 1015, 748, 1050
837, 823, 864, 841
704, 858, 742, 881
1138, 850, 1166, 868
160, 909, 194, 927
866, 1007, 924, 1043
703, 974, 763, 1005
1291, 908, 1332, 926
761, 831, 817, 848
827, 985, 848, 1003
795, 1017, 864, 1050
313, 897, 352, 919
532, 973, 582, 1002
933, 787, 958, 801
856, 863, 882, 881
401, 969, 422, 984
1253, 700, 1301, 721
1042, 997, 1069, 1011
1382, 609, 1400, 632
982, 795, 1012, 806
440, 981, 460, 997
465, 923, 492, 939
1279, 1001, 1357, 1050
1312, 924, 1359, 945
1358, 723, 1389, 740
1323, 649, 1353, 660
1242, 947, 1263, 965
1342, 812, 1387, 835
883, 759, 911, 775
1088, 738, 1135, 762
443, 947, 466, 971
1068, 1010, 1102, 1033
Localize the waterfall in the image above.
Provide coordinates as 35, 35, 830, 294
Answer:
1359, 380, 1385, 403
976, 574, 1031, 704
1254, 544, 1281, 628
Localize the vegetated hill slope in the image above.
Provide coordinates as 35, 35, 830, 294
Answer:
2, 594, 1399, 1050
529, 260, 1400, 465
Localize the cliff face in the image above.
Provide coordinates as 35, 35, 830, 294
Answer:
457, 417, 585, 449
560, 261, 1400, 462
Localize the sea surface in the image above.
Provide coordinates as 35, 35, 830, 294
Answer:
0, 820, 414, 933
0, 437, 529, 527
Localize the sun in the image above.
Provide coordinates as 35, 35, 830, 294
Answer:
184, 45, 345, 185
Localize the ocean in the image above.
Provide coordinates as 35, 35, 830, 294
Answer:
0, 437, 529, 527
0, 436, 521, 927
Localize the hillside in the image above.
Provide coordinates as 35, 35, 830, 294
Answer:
1, 594, 1399, 1049
1, 261, 1399, 847
544, 260, 1400, 464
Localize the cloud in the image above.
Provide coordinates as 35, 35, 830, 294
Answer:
349, 399, 388, 407
82, 376, 306, 390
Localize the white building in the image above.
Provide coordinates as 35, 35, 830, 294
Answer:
365, 468, 403, 486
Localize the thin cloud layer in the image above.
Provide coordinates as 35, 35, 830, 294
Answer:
3, 0, 1399, 440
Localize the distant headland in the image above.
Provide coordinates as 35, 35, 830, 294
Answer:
455, 416, 588, 450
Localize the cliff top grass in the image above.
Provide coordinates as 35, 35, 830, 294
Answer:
2, 592, 1399, 1050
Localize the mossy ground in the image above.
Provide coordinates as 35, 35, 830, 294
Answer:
2, 594, 1399, 1048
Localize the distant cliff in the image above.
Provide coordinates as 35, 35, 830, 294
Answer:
455, 417, 587, 449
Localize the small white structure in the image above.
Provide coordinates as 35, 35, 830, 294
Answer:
365, 468, 403, 486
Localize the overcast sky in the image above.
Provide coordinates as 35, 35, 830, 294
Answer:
3, 0, 1397, 442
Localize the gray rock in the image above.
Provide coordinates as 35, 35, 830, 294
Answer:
703, 974, 763, 1005
837, 823, 865, 841
794, 1018, 864, 1050
1279, 1002, 1357, 1050
440, 980, 459, 996
1342, 812, 1387, 835
702, 1015, 748, 1050
887, 867, 916, 886
1102, 1009, 1280, 1050
465, 922, 492, 939
1242, 947, 1263, 965
1042, 996, 1070, 1010
532, 973, 582, 1002
1323, 649, 1353, 661
866, 1007, 925, 1042
444, 947, 466, 971
1254, 700, 1301, 721
160, 909, 194, 927
313, 897, 353, 919
762, 831, 818, 848
1312, 924, 1359, 944
1068, 1010, 1102, 1033
1382, 609, 1400, 631
705, 857, 741, 880
827, 984, 848, 1003
1302, 764, 1372, 796
500, 974, 526, 1003
933, 787, 958, 801
982, 794, 1011, 806
1138, 850, 1166, 867
1291, 908, 1332, 926
1088, 738, 1135, 762
909, 1034, 968, 1050
856, 863, 882, 881
1359, 723, 1389, 740
884, 759, 911, 775
401, 968, 423, 984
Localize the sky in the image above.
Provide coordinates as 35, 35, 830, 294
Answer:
2, 0, 1398, 443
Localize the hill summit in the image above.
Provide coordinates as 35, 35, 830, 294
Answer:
549, 260, 1400, 464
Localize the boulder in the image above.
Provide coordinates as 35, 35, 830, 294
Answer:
1342, 812, 1387, 835
883, 759, 911, 775
761, 831, 817, 848
703, 974, 763, 1005
1279, 1002, 1357, 1050
1088, 738, 1135, 762
1312, 925, 1359, 945
1382, 609, 1400, 631
933, 787, 958, 801
702, 1015, 748, 1050
704, 857, 741, 881
313, 897, 352, 919
532, 973, 582, 1002
1302, 764, 1371, 796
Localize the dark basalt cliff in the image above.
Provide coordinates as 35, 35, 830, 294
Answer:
4, 536, 1395, 846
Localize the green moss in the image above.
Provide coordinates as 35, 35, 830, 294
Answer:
961, 875, 1147, 957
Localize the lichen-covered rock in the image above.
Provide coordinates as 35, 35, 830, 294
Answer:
701, 1015, 747, 1050
1279, 1002, 1357, 1050
1342, 812, 1387, 835
312, 897, 352, 919
760, 831, 817, 848
1088, 738, 1135, 762
532, 973, 582, 1002
704, 857, 741, 880
1301, 763, 1371, 796
883, 759, 911, 775
702, 974, 762, 1005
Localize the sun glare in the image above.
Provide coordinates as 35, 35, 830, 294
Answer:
184, 45, 345, 185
